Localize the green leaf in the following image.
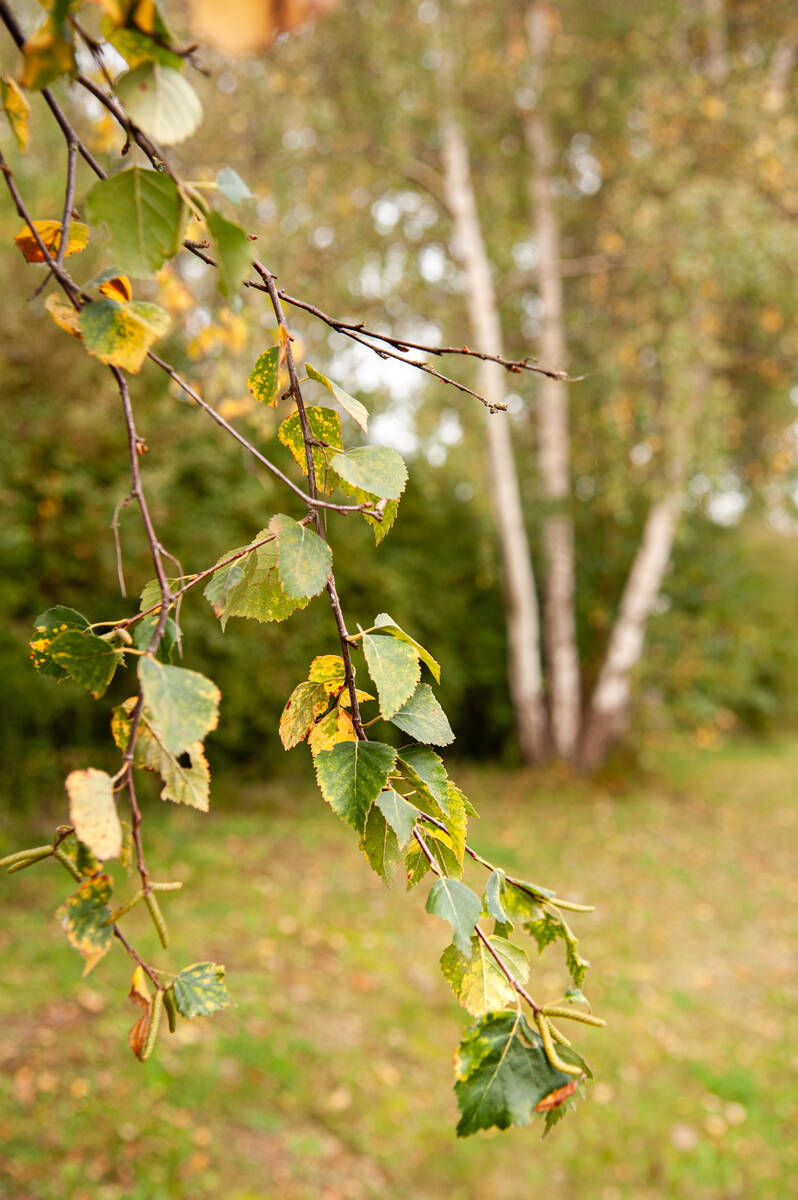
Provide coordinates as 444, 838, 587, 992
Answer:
279, 680, 328, 750
329, 445, 407, 500
375, 788, 416, 850
112, 698, 211, 811
201, 554, 246, 620
248, 346, 280, 406
441, 935, 529, 1017
361, 803, 402, 886
406, 829, 462, 885
30, 607, 89, 679
78, 298, 171, 374
562, 919, 591, 989
270, 514, 332, 599
48, 630, 122, 698
365, 498, 399, 544
84, 167, 186, 278
103, 14, 184, 70
206, 536, 309, 629
132, 612, 178, 662
485, 870, 508, 924
390, 684, 454, 746
115, 63, 202, 146
306, 362, 369, 433
140, 578, 180, 613
314, 740, 397, 833
278, 407, 343, 496
361, 631, 420, 719
426, 878, 481, 955
65, 768, 121, 861
526, 911, 562, 952
172, 962, 229, 1017
207, 209, 251, 298
217, 167, 254, 204
372, 613, 440, 682
397, 745, 450, 816
56, 875, 114, 974
138, 658, 220, 756
454, 1012, 574, 1137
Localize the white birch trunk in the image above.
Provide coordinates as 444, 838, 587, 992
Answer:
439, 108, 549, 762
522, 1, 581, 760
579, 489, 682, 768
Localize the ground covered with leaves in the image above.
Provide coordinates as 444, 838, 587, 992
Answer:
1, 739, 796, 1199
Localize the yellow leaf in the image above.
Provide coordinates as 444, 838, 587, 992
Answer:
130, 965, 151, 1006
308, 705, 356, 756
1, 74, 30, 152
15, 220, 89, 263
99, 275, 133, 303
45, 293, 82, 339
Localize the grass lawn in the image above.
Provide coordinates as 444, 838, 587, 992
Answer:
1, 737, 796, 1199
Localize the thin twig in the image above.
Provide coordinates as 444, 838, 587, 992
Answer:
111, 491, 134, 597
55, 139, 78, 270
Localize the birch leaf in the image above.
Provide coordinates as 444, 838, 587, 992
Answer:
362, 631, 420, 719
115, 62, 202, 146
138, 658, 220, 756
329, 445, 407, 500
270, 514, 332, 598
84, 167, 186, 278
1, 76, 30, 151
78, 298, 171, 374
314, 740, 397, 833
66, 768, 122, 861
390, 683, 454, 746
15, 219, 89, 263
306, 362, 368, 432
56, 875, 114, 975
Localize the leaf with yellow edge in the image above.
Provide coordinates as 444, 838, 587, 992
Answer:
66, 768, 122, 861
111, 698, 211, 812
1, 75, 30, 152
248, 346, 280, 406
278, 407, 342, 496
45, 293, 82, 338
15, 220, 89, 263
441, 935, 529, 1017
20, 16, 76, 90
279, 680, 328, 750
99, 274, 133, 303
308, 704, 356, 756
78, 298, 170, 374
56, 874, 114, 975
